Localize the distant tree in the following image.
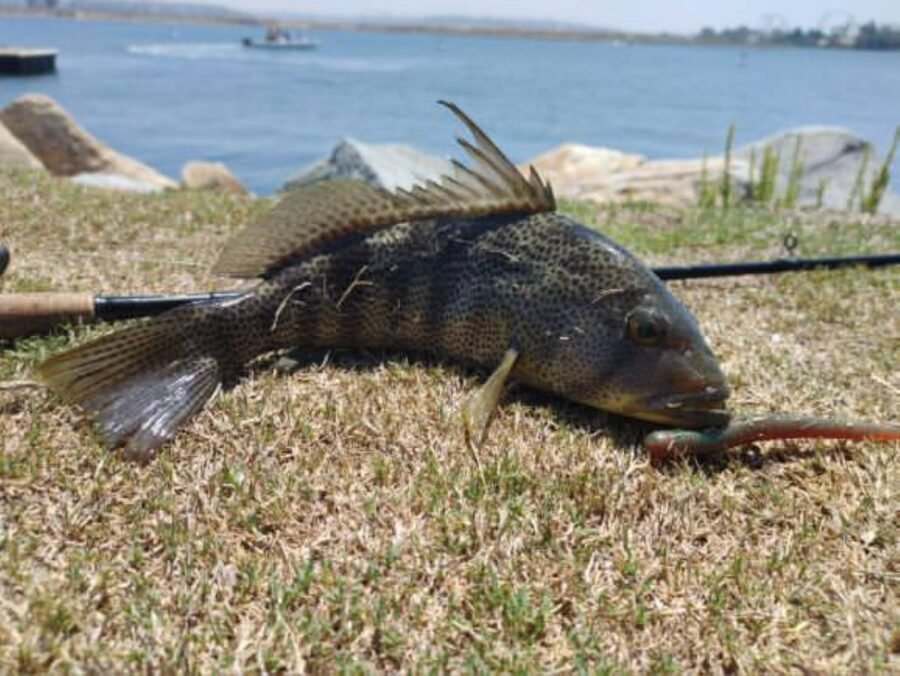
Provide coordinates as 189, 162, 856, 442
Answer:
807, 29, 824, 44
721, 25, 752, 42
694, 20, 900, 50
855, 21, 900, 50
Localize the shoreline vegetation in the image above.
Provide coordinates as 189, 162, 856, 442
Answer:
2, 6, 900, 51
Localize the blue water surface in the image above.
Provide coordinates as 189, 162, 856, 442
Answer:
2, 16, 899, 194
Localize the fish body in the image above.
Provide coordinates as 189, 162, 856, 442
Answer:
250, 211, 727, 419
40, 104, 729, 460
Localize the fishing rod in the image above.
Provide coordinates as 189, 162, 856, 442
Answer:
653, 252, 900, 280
0, 245, 897, 340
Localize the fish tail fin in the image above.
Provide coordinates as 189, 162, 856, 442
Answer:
39, 308, 225, 461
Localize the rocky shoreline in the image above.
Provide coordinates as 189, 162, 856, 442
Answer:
0, 93, 248, 196
1, 92, 896, 215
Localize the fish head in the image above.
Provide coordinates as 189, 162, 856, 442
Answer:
597, 290, 731, 428
518, 224, 731, 429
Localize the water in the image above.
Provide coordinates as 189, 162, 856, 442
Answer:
2, 16, 899, 195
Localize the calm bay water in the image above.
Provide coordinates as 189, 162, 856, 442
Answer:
2, 16, 899, 195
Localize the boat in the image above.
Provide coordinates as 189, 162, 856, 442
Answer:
242, 25, 319, 51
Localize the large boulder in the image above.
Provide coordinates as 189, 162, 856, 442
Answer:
283, 138, 458, 192
523, 127, 900, 213
734, 126, 900, 215
0, 120, 43, 170
0, 93, 176, 189
579, 157, 751, 207
521, 142, 751, 207
519, 144, 645, 200
181, 160, 249, 196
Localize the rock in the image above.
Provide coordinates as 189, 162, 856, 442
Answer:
0, 120, 43, 170
521, 143, 749, 207
283, 138, 457, 192
0, 93, 176, 189
587, 157, 751, 207
734, 126, 899, 214
520, 144, 750, 207
518, 144, 645, 199
70, 172, 166, 194
181, 160, 249, 196
292, 129, 897, 213
523, 127, 900, 213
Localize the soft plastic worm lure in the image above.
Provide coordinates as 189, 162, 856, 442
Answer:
644, 414, 900, 461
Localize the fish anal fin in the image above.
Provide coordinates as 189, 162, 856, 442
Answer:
213, 102, 556, 280
462, 348, 519, 448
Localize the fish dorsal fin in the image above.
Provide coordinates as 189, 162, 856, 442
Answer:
213, 101, 555, 279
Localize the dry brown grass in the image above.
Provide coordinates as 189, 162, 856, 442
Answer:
0, 169, 897, 672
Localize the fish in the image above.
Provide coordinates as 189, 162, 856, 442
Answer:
39, 102, 730, 461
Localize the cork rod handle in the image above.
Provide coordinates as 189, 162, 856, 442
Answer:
0, 293, 96, 339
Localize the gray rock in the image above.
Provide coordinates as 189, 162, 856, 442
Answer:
283, 138, 457, 192
734, 126, 900, 215
70, 172, 166, 194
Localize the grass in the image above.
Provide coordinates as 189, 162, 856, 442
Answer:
863, 126, 900, 215
719, 123, 735, 209
1, 168, 898, 671
707, 123, 897, 214
778, 136, 804, 210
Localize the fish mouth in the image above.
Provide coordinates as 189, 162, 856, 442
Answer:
629, 384, 732, 428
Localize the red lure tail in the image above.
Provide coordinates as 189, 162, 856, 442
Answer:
645, 414, 900, 460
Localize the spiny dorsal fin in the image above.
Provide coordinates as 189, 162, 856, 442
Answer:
213, 101, 555, 279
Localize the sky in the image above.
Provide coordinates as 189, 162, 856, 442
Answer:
209, 1, 900, 35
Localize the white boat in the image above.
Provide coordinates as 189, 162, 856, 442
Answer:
242, 25, 319, 51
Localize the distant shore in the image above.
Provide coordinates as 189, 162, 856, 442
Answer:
0, 8, 684, 44
286, 19, 689, 46
1, 8, 897, 50
0, 7, 255, 27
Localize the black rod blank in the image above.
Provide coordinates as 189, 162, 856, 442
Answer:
653, 253, 900, 281
0, 244, 9, 278
94, 292, 242, 321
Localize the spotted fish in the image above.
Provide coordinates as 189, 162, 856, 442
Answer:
40, 102, 730, 461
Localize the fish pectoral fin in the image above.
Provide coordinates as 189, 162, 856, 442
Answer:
462, 348, 519, 448
213, 102, 555, 280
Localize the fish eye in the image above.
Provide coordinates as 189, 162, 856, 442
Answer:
626, 309, 667, 346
